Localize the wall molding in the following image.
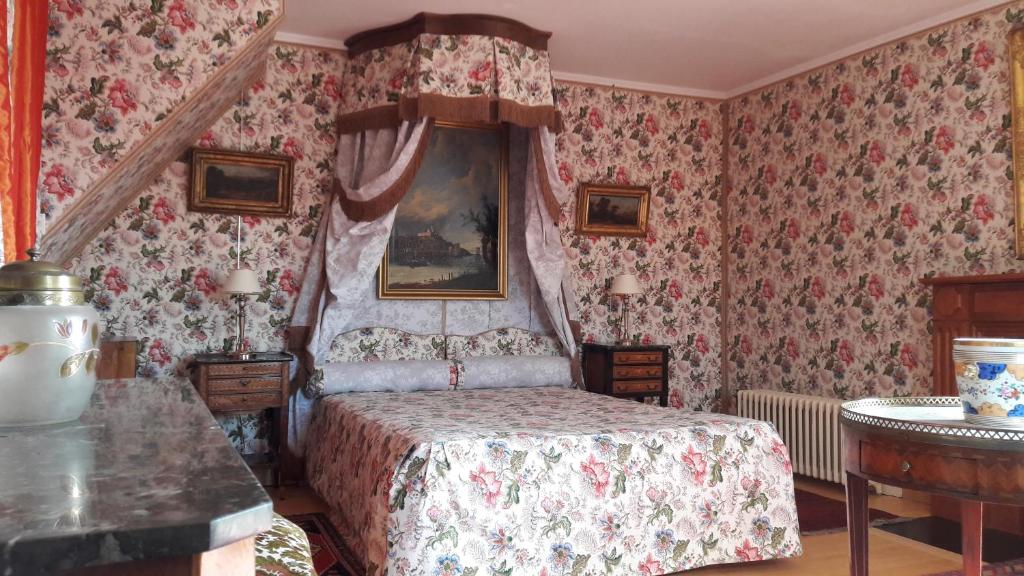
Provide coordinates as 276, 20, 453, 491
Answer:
274, 31, 347, 51
550, 71, 727, 101
275, 0, 1014, 101
723, 0, 1013, 98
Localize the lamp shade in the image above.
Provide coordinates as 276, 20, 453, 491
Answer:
223, 267, 261, 295
610, 273, 643, 295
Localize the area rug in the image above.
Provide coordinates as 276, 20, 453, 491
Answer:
925, 558, 1024, 575
285, 513, 358, 576
794, 487, 903, 534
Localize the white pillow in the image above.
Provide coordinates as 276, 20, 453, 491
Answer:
317, 359, 454, 395
459, 355, 571, 390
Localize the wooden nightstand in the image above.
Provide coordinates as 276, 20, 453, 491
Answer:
581, 343, 669, 406
189, 351, 293, 486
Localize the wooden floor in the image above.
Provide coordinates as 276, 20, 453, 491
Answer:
268, 478, 968, 575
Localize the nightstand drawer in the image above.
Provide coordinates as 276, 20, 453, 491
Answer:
613, 351, 663, 364
207, 362, 282, 378
613, 365, 663, 379
207, 391, 281, 411
208, 377, 281, 395
860, 441, 978, 494
613, 380, 662, 394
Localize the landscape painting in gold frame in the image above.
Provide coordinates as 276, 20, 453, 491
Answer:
1011, 26, 1024, 258
378, 121, 509, 300
188, 148, 293, 217
576, 183, 650, 237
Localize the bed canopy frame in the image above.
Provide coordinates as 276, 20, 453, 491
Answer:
288, 13, 581, 450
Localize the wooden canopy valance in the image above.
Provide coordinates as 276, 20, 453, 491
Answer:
338, 13, 560, 133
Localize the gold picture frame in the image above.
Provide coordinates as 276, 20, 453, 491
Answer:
1010, 26, 1024, 258
188, 148, 294, 217
576, 183, 651, 237
378, 121, 509, 300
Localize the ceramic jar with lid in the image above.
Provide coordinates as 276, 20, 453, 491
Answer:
952, 337, 1024, 430
0, 250, 100, 426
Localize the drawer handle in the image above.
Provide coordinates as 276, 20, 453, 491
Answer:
900, 461, 911, 473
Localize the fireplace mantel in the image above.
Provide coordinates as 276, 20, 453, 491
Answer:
921, 272, 1024, 396
921, 271, 1024, 535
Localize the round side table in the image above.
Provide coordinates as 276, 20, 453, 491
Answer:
840, 397, 1024, 576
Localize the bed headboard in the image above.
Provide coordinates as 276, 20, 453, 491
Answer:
305, 327, 567, 397
324, 327, 562, 363
326, 327, 446, 363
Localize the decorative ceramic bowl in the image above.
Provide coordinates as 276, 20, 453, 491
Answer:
0, 251, 100, 426
952, 337, 1024, 430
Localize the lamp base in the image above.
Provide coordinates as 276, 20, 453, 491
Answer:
228, 350, 253, 360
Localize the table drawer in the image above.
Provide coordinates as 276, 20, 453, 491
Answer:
208, 377, 281, 395
207, 362, 282, 378
613, 351, 663, 365
860, 441, 978, 494
613, 365, 663, 379
207, 392, 281, 411
613, 380, 662, 394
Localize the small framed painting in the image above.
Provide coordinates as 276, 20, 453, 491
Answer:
379, 121, 509, 300
188, 148, 293, 217
576, 183, 651, 237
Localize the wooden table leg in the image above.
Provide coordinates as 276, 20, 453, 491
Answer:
961, 500, 983, 576
846, 473, 869, 576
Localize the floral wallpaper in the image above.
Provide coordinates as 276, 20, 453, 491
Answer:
39, 0, 279, 228
554, 84, 724, 411
66, 44, 343, 449
727, 5, 1024, 400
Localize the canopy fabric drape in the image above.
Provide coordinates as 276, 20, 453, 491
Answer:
288, 14, 579, 456
337, 13, 559, 134
0, 0, 46, 263
291, 119, 433, 365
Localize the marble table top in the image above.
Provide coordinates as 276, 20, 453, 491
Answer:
0, 377, 273, 575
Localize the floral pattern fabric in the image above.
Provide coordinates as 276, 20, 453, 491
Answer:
445, 327, 563, 359
339, 34, 556, 121
554, 85, 724, 411
39, 0, 279, 227
256, 513, 315, 576
494, 37, 556, 108
327, 327, 446, 364
727, 6, 1024, 399
305, 387, 801, 576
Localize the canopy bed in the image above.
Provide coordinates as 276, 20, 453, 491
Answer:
288, 13, 802, 575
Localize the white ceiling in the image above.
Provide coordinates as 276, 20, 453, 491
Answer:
277, 0, 1011, 99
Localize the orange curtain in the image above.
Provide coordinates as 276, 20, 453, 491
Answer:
1, 0, 46, 263
0, 1, 14, 262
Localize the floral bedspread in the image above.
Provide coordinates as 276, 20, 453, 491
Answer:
305, 388, 801, 575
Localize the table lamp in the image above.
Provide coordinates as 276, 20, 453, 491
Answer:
610, 273, 643, 344
223, 267, 261, 359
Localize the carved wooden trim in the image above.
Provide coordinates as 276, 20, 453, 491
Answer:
40, 15, 284, 264
345, 12, 552, 55
921, 272, 1024, 285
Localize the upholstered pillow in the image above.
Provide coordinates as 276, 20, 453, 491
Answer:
312, 359, 456, 396
446, 327, 563, 359
459, 355, 571, 390
327, 327, 445, 363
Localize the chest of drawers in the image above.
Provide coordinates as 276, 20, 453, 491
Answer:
581, 344, 669, 406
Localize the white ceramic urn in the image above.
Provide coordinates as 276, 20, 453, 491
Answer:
0, 250, 100, 426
